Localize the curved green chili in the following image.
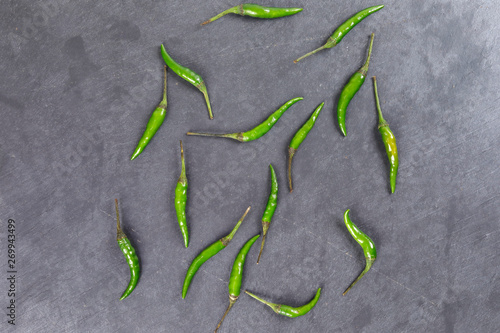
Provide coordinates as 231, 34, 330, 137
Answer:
182, 206, 251, 299
257, 164, 277, 264
215, 234, 260, 333
115, 199, 140, 300
202, 4, 302, 25
343, 209, 376, 295
373, 76, 398, 193
288, 102, 324, 192
337, 33, 375, 137
294, 5, 384, 63
187, 97, 303, 142
175, 140, 189, 248
245, 288, 321, 318
130, 66, 167, 160
160, 45, 213, 119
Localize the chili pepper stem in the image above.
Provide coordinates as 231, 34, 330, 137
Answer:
359, 33, 375, 76
179, 140, 186, 183
214, 294, 238, 332
115, 199, 126, 240
342, 259, 375, 296
245, 291, 280, 314
294, 45, 327, 63
160, 65, 168, 106
186, 132, 240, 141
202, 6, 239, 25
202, 90, 214, 120
256, 222, 269, 264
222, 206, 251, 246
372, 76, 388, 127
287, 147, 297, 192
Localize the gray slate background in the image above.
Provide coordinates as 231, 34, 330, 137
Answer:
1, 0, 499, 332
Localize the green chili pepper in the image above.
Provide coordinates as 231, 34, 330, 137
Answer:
160, 45, 213, 120
337, 33, 375, 137
373, 76, 398, 193
245, 288, 321, 318
256, 164, 277, 264
202, 4, 303, 25
343, 209, 376, 295
215, 234, 260, 333
130, 66, 168, 161
182, 206, 251, 299
288, 102, 324, 192
294, 5, 384, 63
115, 199, 140, 300
187, 97, 303, 142
175, 140, 189, 248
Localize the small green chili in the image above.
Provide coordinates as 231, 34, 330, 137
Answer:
343, 209, 376, 295
257, 164, 277, 264
115, 199, 140, 300
175, 140, 189, 248
373, 76, 398, 193
215, 234, 260, 333
288, 102, 324, 192
245, 288, 321, 318
294, 5, 384, 63
130, 66, 167, 161
187, 97, 303, 142
161, 45, 213, 119
337, 33, 374, 137
202, 4, 303, 25
182, 206, 251, 299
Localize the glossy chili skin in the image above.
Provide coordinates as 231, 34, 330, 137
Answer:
373, 76, 398, 193
182, 206, 251, 299
202, 4, 303, 25
245, 288, 321, 318
288, 102, 324, 192
343, 209, 376, 295
115, 199, 140, 300
294, 5, 384, 63
337, 33, 375, 137
187, 97, 303, 142
175, 141, 189, 248
130, 66, 168, 160
215, 234, 260, 332
160, 45, 213, 119
257, 165, 278, 264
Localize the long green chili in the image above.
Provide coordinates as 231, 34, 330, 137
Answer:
115, 199, 140, 300
187, 97, 303, 142
202, 4, 302, 25
288, 102, 324, 192
294, 5, 384, 63
373, 76, 398, 193
130, 66, 167, 161
245, 288, 321, 318
215, 234, 260, 332
182, 206, 251, 299
175, 140, 189, 248
257, 164, 278, 264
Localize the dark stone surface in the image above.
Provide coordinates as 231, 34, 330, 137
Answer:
1, 0, 499, 332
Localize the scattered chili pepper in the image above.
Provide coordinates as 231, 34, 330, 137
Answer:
337, 33, 375, 136
372, 76, 398, 193
182, 206, 251, 299
245, 288, 321, 318
130, 66, 168, 160
343, 209, 376, 295
294, 5, 384, 63
288, 102, 324, 192
187, 97, 303, 141
114, 199, 140, 300
215, 234, 260, 333
201, 4, 303, 25
257, 164, 277, 264
175, 140, 189, 248
160, 45, 213, 119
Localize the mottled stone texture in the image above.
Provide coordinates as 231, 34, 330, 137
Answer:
0, 0, 499, 332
